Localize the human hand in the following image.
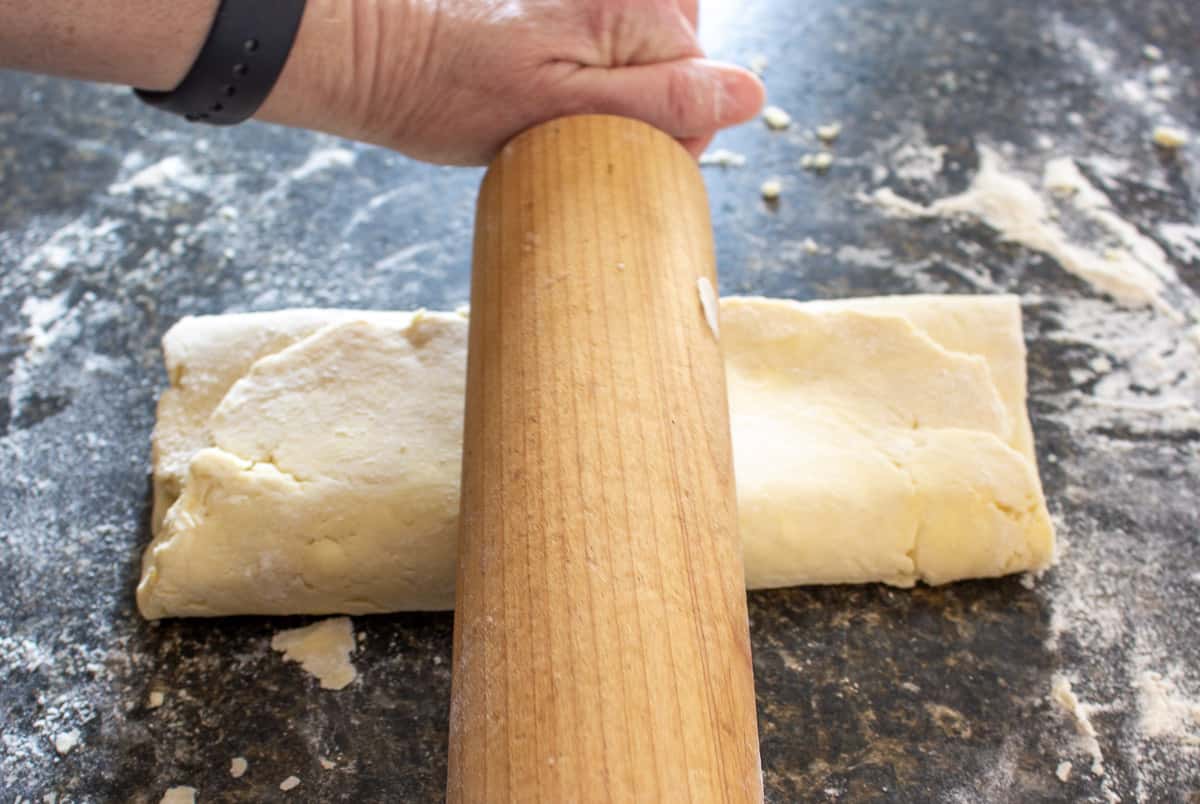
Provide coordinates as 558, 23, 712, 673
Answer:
258, 0, 765, 164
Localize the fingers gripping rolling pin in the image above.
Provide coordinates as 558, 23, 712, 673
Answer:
448, 115, 762, 802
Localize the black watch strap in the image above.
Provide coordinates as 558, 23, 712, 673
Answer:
134, 0, 307, 125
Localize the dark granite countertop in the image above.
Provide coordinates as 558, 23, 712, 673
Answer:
2, 0, 1198, 801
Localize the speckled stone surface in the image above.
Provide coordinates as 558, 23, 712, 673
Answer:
2, 0, 1198, 801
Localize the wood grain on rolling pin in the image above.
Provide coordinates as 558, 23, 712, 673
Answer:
448, 115, 762, 802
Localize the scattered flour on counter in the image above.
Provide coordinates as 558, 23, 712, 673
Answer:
109, 156, 207, 196
1050, 675, 1106, 776
835, 245, 902, 271
871, 125, 948, 185
21, 292, 71, 344
863, 147, 1185, 306
1033, 288, 1199, 796
290, 148, 357, 181
1148, 65, 1172, 86
1039, 299, 1200, 436
1054, 19, 1175, 120
0, 622, 116, 786
891, 140, 947, 184
8, 289, 84, 425
1135, 671, 1200, 745
270, 618, 358, 691
1040, 157, 1181, 293
1158, 224, 1200, 265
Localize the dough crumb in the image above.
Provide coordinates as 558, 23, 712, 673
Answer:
319, 757, 336, 770
802, 238, 821, 255
230, 756, 248, 778
762, 105, 791, 130
1056, 760, 1072, 782
696, 278, 720, 340
748, 54, 768, 76
271, 617, 358, 690
1152, 126, 1189, 149
1142, 44, 1162, 61
760, 178, 783, 200
53, 729, 80, 756
699, 148, 747, 168
816, 122, 842, 143
802, 153, 834, 172
280, 775, 301, 791
160, 787, 196, 804
147, 690, 165, 709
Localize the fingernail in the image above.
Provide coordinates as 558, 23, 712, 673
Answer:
708, 63, 765, 126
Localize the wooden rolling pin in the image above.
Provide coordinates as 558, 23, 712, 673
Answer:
448, 115, 762, 802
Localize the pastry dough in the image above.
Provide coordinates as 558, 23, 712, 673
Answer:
138, 296, 1054, 618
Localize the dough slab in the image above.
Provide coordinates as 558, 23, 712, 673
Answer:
139, 295, 1054, 618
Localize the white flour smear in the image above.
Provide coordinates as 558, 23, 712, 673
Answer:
863, 146, 1191, 308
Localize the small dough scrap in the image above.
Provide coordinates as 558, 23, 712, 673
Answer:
760, 179, 783, 200
1152, 126, 1189, 149
54, 730, 80, 755
271, 617, 358, 690
762, 105, 791, 130
160, 788, 196, 804
139, 295, 1053, 617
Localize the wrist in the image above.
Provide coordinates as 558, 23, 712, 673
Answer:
256, 0, 426, 149
0, 0, 218, 90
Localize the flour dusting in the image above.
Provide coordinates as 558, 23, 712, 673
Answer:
1136, 671, 1200, 745
290, 147, 357, 181
864, 147, 1173, 305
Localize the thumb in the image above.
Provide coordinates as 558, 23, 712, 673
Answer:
564, 58, 764, 143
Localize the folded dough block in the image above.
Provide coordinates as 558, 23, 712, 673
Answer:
139, 296, 1054, 618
